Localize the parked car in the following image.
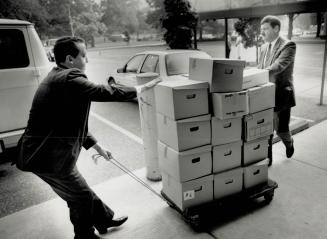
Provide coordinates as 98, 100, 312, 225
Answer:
107, 34, 126, 42
44, 38, 57, 61
108, 50, 211, 87
0, 18, 51, 153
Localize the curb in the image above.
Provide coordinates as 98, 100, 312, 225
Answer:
272, 116, 310, 143
87, 42, 166, 52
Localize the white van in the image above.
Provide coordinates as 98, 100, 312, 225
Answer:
0, 19, 51, 153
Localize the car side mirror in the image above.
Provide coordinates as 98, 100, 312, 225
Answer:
117, 67, 125, 73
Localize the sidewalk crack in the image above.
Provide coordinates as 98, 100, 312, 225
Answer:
293, 159, 327, 172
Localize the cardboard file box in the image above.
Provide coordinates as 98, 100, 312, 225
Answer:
189, 57, 246, 92
214, 168, 243, 199
243, 108, 274, 142
243, 136, 269, 166
157, 114, 211, 151
212, 91, 249, 120
213, 141, 242, 173
211, 117, 242, 146
158, 141, 212, 182
243, 159, 269, 189
154, 79, 209, 120
162, 172, 214, 210
248, 82, 275, 114
242, 68, 269, 90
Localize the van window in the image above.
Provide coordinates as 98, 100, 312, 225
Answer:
0, 29, 29, 69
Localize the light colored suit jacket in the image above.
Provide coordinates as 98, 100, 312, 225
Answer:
258, 36, 296, 111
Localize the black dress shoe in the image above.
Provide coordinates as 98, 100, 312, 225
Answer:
96, 216, 128, 234
286, 141, 294, 158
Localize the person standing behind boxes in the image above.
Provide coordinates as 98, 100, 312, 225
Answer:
258, 15, 296, 158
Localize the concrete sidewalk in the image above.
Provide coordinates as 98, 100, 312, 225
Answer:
0, 120, 326, 239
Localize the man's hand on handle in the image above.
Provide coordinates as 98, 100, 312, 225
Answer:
92, 143, 113, 164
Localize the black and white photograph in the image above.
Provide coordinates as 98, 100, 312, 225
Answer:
0, 0, 326, 238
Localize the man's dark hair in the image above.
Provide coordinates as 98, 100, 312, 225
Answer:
53, 36, 85, 65
261, 15, 281, 30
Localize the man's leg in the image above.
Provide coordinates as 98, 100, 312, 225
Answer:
35, 168, 114, 239
275, 108, 294, 158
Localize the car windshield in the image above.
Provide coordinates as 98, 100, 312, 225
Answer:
165, 52, 209, 76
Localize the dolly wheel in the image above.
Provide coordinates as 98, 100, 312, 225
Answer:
264, 191, 274, 203
190, 221, 203, 232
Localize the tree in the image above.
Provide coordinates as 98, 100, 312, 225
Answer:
121, 0, 141, 35
316, 12, 322, 38
162, 0, 197, 49
74, 12, 107, 47
145, 0, 165, 29
0, 0, 50, 38
100, 0, 124, 34
100, 0, 145, 37
234, 18, 261, 48
135, 9, 153, 39
287, 13, 299, 40
201, 19, 225, 39
234, 18, 262, 63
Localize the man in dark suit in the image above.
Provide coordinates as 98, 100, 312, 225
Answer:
258, 15, 296, 159
15, 36, 136, 239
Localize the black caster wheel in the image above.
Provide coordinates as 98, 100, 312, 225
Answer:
264, 190, 274, 203
190, 221, 203, 232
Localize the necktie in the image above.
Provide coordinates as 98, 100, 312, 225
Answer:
264, 43, 272, 68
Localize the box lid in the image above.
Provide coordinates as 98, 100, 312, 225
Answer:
244, 158, 269, 168
244, 108, 274, 121
214, 167, 243, 179
248, 82, 275, 93
244, 68, 268, 76
177, 114, 211, 123
159, 141, 212, 156
254, 158, 269, 166
191, 57, 246, 67
215, 90, 247, 97
212, 58, 246, 67
156, 78, 209, 90
183, 174, 214, 186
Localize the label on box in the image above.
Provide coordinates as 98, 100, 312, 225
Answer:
244, 109, 274, 141
183, 190, 195, 200
248, 122, 273, 139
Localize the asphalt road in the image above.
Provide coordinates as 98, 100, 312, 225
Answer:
0, 40, 326, 218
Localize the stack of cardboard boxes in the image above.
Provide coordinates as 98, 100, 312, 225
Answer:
155, 58, 275, 211
155, 79, 213, 210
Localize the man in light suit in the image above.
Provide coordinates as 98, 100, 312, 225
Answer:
258, 15, 296, 159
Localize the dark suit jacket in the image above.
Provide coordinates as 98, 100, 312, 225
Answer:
16, 66, 136, 174
258, 36, 296, 111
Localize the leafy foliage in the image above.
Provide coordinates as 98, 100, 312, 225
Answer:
162, 0, 197, 49
145, 0, 165, 29
100, 0, 147, 36
0, 0, 50, 38
0, 0, 151, 45
234, 18, 262, 49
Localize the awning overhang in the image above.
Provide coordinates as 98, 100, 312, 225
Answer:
198, 1, 327, 20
